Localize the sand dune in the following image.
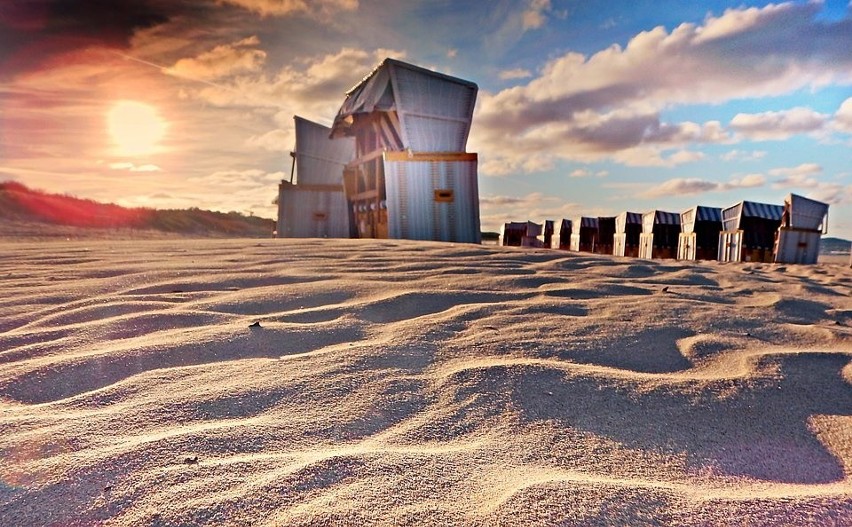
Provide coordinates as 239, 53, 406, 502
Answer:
1, 238, 850, 526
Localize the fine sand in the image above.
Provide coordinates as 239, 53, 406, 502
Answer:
1, 238, 850, 526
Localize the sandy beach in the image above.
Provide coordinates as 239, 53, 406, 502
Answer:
1, 238, 850, 526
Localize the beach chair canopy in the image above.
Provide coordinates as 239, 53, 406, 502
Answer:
722, 201, 784, 232
525, 221, 543, 237
293, 116, 355, 186
785, 193, 829, 232
575, 216, 599, 229
330, 58, 478, 153
642, 210, 680, 233
504, 221, 541, 237
615, 211, 642, 233
681, 206, 722, 233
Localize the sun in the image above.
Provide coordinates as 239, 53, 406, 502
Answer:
107, 100, 167, 156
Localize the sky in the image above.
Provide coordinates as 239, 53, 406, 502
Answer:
1, 0, 851, 238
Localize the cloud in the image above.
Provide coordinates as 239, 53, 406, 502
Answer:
727, 173, 766, 189
835, 97, 852, 133
0, 44, 187, 169
447, 48, 458, 59
184, 47, 406, 117
769, 163, 823, 190
190, 168, 285, 189
642, 163, 847, 204
478, 152, 557, 177
600, 18, 618, 30
639, 174, 766, 198
166, 36, 266, 81
217, 0, 358, 18
474, 99, 729, 173
482, 0, 565, 59
730, 107, 829, 140
693, 2, 789, 44
519, 2, 848, 112
245, 129, 293, 152
569, 168, 608, 178
480, 195, 536, 206
472, 105, 727, 174
766, 163, 852, 204
808, 184, 852, 205
471, 2, 852, 173
479, 191, 583, 232
611, 146, 708, 168
112, 167, 287, 216
2, 44, 400, 222
109, 162, 162, 172
0, 0, 198, 79
499, 68, 532, 80
769, 162, 822, 179
0, 0, 361, 80
720, 149, 767, 162
640, 178, 719, 198
666, 150, 706, 164
480, 191, 562, 211
522, 0, 553, 30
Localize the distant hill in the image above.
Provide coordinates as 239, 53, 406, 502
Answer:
821, 237, 851, 255
0, 181, 274, 238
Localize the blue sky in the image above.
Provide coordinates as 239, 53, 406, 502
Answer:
1, 0, 851, 237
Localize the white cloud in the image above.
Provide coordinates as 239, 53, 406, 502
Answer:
667, 150, 706, 165
479, 191, 585, 232
569, 168, 609, 178
479, 152, 557, 177
190, 169, 286, 188
166, 36, 266, 81
499, 68, 533, 80
834, 97, 852, 133
184, 47, 405, 118
639, 178, 719, 198
769, 163, 822, 179
522, 0, 553, 30
808, 184, 852, 205
109, 162, 162, 172
600, 18, 617, 30
693, 3, 789, 44
471, 1, 852, 173
218, 0, 358, 18
765, 163, 852, 204
480, 193, 544, 206
639, 173, 766, 198
730, 107, 829, 140
769, 163, 823, 190
245, 129, 293, 152
447, 48, 458, 59
727, 173, 766, 189
720, 149, 767, 162
611, 146, 708, 168
133, 164, 162, 172
472, 105, 727, 174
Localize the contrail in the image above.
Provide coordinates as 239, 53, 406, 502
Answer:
111, 51, 239, 92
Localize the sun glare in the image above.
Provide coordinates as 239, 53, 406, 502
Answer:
107, 101, 167, 156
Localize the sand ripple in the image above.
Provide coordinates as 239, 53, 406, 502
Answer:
0, 239, 850, 526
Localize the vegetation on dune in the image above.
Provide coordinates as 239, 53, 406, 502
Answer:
820, 237, 852, 254
0, 181, 274, 237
